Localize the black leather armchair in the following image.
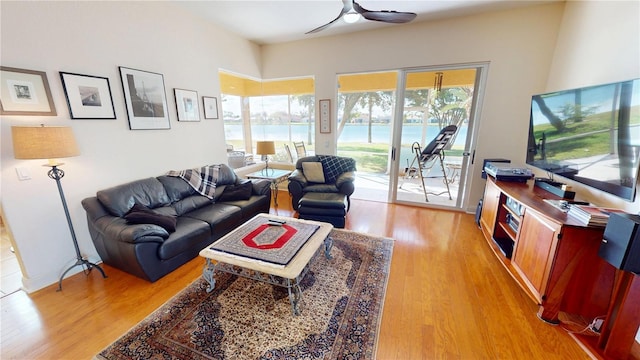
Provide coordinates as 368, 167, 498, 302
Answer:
288, 155, 356, 211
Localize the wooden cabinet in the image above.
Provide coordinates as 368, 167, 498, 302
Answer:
512, 208, 561, 303
480, 177, 614, 320
480, 177, 638, 359
479, 179, 500, 238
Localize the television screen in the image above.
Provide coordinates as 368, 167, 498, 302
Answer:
526, 79, 640, 201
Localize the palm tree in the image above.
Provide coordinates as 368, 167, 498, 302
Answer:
337, 93, 364, 136
294, 94, 315, 145
358, 91, 393, 143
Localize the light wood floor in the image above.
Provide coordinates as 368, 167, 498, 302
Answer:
1, 195, 592, 360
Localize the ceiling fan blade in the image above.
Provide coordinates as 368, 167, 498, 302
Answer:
306, 1, 351, 34
353, 0, 417, 24
361, 10, 417, 23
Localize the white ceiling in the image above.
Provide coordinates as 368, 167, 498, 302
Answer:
172, 0, 556, 45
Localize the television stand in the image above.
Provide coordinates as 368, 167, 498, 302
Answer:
478, 177, 640, 359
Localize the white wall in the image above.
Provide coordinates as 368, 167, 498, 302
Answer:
545, 0, 640, 212
261, 3, 566, 212
0, 1, 261, 292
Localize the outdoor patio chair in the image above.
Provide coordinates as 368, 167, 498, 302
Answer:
284, 144, 294, 163
293, 141, 307, 159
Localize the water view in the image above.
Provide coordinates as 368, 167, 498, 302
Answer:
225, 123, 467, 147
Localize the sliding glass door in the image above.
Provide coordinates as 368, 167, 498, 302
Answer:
337, 64, 487, 210
391, 66, 484, 209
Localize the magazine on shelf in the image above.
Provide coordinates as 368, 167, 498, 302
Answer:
567, 204, 627, 226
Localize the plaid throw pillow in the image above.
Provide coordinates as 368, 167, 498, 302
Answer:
317, 155, 357, 183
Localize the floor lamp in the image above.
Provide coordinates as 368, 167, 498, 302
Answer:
256, 141, 276, 175
11, 125, 107, 291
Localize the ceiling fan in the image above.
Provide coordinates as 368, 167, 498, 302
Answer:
306, 0, 417, 34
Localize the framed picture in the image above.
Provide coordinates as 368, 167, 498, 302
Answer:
319, 99, 331, 133
203, 96, 218, 119
0, 66, 57, 116
174, 88, 200, 121
60, 72, 116, 119
119, 66, 170, 130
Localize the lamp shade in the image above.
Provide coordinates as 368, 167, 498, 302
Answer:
12, 125, 80, 160
255, 141, 276, 155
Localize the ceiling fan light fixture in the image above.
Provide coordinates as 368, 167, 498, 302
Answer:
343, 11, 361, 23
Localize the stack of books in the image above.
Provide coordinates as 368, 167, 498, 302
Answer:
567, 204, 626, 226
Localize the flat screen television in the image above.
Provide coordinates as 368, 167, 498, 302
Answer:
526, 78, 640, 201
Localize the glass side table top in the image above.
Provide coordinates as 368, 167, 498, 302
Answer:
245, 169, 292, 180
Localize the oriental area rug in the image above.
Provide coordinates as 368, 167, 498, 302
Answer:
95, 229, 394, 360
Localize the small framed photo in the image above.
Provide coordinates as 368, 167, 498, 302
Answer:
0, 66, 57, 116
319, 99, 331, 133
119, 66, 170, 130
174, 88, 200, 121
203, 96, 219, 119
60, 72, 116, 119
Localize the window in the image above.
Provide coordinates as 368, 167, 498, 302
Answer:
220, 72, 315, 163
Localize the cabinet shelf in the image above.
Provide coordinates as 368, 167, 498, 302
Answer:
497, 221, 517, 241
480, 230, 539, 304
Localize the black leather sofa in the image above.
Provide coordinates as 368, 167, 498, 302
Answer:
81, 164, 271, 282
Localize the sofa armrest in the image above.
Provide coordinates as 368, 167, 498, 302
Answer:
288, 169, 308, 187
250, 179, 271, 196
335, 171, 355, 188
82, 196, 168, 245
336, 171, 356, 196
94, 216, 169, 244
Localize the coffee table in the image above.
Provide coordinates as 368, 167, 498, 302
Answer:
199, 213, 333, 315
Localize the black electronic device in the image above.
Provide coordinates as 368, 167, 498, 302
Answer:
599, 213, 640, 274
506, 213, 520, 233
475, 199, 483, 228
481, 158, 510, 179
534, 178, 576, 199
484, 162, 533, 182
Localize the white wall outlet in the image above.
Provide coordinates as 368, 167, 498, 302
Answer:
590, 318, 604, 333
16, 167, 31, 181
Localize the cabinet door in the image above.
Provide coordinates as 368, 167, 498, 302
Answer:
480, 180, 501, 238
512, 209, 561, 303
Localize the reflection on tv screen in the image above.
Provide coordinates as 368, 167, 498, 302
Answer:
526, 78, 640, 201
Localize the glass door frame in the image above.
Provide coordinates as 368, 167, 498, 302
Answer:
388, 62, 489, 210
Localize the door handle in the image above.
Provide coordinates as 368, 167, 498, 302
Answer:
391, 147, 396, 161
462, 150, 476, 164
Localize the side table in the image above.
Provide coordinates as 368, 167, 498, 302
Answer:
245, 168, 292, 207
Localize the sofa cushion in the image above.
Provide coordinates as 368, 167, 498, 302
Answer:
216, 164, 238, 185
302, 162, 326, 183
124, 203, 177, 233
171, 195, 213, 216
218, 181, 253, 202
304, 183, 339, 193
183, 204, 243, 235
97, 178, 170, 217
317, 155, 357, 184
156, 175, 196, 202
158, 216, 211, 260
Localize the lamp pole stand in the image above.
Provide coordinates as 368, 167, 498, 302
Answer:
49, 165, 107, 291
261, 157, 273, 176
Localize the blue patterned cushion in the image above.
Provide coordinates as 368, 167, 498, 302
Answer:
317, 155, 357, 183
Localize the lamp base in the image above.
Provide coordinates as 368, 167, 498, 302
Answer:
57, 257, 107, 291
